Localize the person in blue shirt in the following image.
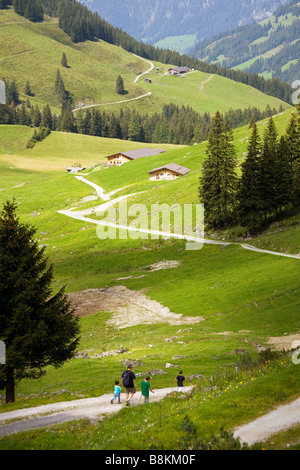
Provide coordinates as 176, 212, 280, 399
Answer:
111, 380, 122, 404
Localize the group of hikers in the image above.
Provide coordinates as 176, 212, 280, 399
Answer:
111, 364, 188, 406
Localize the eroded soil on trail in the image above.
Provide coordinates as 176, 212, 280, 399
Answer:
68, 285, 203, 329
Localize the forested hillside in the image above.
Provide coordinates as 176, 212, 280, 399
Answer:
79, 0, 289, 44
190, 0, 300, 83
1, 0, 292, 103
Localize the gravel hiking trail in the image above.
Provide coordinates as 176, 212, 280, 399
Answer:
59, 177, 300, 260
0, 387, 193, 437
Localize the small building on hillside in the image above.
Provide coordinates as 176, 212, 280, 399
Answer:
106, 148, 165, 166
148, 163, 191, 180
66, 166, 86, 173
168, 66, 191, 76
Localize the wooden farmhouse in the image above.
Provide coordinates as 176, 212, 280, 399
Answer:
106, 148, 165, 166
168, 66, 191, 76
148, 163, 191, 180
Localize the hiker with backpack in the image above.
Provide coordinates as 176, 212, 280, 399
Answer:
121, 364, 136, 406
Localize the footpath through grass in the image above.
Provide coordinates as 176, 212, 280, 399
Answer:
0, 118, 299, 450
1, 354, 300, 450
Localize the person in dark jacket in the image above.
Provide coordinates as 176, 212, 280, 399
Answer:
121, 364, 136, 405
174, 370, 188, 392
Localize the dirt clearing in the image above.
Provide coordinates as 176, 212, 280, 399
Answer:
68, 285, 203, 329
268, 333, 300, 350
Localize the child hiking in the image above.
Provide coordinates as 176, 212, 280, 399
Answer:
111, 380, 122, 404
141, 376, 154, 403
174, 370, 188, 392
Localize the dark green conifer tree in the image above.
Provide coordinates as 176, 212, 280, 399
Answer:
24, 81, 32, 96
257, 117, 279, 222
61, 52, 68, 68
0, 200, 80, 403
286, 105, 300, 206
116, 75, 125, 95
89, 109, 101, 136
33, 105, 41, 127
199, 111, 238, 228
274, 136, 294, 216
237, 117, 262, 234
60, 108, 75, 133
41, 104, 52, 130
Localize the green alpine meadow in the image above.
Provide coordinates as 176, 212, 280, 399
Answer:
0, 0, 299, 453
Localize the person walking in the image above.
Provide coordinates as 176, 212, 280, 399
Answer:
141, 376, 154, 403
111, 380, 122, 404
121, 364, 136, 406
174, 370, 188, 392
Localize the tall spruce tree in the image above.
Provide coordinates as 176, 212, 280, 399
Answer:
41, 104, 52, 129
274, 136, 294, 216
24, 80, 32, 96
61, 52, 68, 68
285, 106, 300, 206
116, 75, 125, 95
33, 104, 41, 127
199, 111, 238, 228
60, 108, 75, 133
0, 200, 80, 403
258, 117, 279, 221
128, 112, 142, 141
237, 117, 262, 234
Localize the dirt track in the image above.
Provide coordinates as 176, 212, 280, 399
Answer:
0, 387, 194, 437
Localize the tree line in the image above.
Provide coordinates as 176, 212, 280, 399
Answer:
0, 77, 285, 147
12, 0, 43, 22
74, 103, 284, 146
199, 105, 300, 234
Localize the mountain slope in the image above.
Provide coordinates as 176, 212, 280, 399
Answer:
0, 8, 290, 116
190, 0, 300, 83
79, 0, 290, 45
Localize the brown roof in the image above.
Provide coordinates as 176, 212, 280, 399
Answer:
148, 163, 191, 175
168, 66, 190, 73
106, 148, 165, 160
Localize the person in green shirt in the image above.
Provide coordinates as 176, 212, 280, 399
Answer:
141, 376, 154, 403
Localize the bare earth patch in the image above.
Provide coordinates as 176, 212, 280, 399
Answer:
68, 285, 203, 329
268, 334, 300, 350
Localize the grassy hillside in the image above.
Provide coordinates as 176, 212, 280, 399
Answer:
0, 8, 299, 448
190, 0, 300, 83
0, 114, 299, 449
0, 8, 290, 117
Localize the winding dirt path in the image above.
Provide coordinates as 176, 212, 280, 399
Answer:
234, 396, 300, 446
73, 54, 153, 111
199, 74, 214, 91
59, 177, 300, 259
133, 54, 155, 83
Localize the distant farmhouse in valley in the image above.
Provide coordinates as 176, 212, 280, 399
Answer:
106, 148, 165, 166
168, 66, 191, 76
148, 163, 191, 180
66, 166, 86, 173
